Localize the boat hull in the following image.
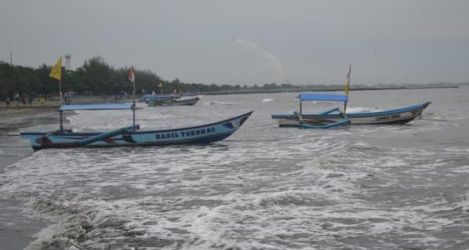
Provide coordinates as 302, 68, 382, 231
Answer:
272, 102, 431, 127
21, 111, 252, 150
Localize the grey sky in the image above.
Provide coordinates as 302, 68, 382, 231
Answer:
1, 0, 468, 85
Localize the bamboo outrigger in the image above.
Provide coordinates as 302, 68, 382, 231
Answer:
284, 93, 351, 129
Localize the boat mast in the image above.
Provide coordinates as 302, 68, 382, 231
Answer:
133, 81, 136, 129
344, 64, 351, 113
299, 98, 303, 116
49, 57, 64, 132
60, 111, 64, 132
129, 67, 136, 130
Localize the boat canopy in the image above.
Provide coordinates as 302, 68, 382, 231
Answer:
59, 103, 134, 111
299, 93, 348, 102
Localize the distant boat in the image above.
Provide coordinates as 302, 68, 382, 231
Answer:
142, 94, 199, 106
21, 103, 252, 150
272, 100, 431, 127
148, 96, 200, 106
272, 65, 431, 127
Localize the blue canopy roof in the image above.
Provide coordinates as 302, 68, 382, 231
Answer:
299, 93, 348, 102
59, 103, 134, 111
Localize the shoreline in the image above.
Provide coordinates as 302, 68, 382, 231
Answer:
0, 107, 58, 119
0, 84, 460, 108
198, 84, 460, 95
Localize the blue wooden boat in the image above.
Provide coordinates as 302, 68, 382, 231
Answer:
272, 100, 431, 127
273, 65, 431, 127
278, 93, 351, 129
21, 103, 252, 150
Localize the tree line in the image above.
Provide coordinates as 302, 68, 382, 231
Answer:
1, 57, 463, 102
0, 56, 301, 100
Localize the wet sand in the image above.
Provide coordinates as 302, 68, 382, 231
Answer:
0, 107, 59, 250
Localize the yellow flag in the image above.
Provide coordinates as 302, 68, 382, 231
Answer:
49, 57, 62, 80
344, 64, 351, 96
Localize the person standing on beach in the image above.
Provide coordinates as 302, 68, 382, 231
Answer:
5, 98, 10, 107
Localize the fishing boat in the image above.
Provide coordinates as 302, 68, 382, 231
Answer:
21, 65, 250, 150
272, 65, 431, 127
142, 94, 174, 103
20, 103, 252, 150
148, 96, 199, 106
272, 101, 431, 127
277, 93, 350, 129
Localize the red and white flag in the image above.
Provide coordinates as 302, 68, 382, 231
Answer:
128, 67, 135, 83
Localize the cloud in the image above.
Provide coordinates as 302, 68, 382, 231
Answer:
235, 38, 287, 82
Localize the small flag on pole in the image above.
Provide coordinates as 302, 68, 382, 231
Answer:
128, 67, 135, 83
344, 64, 351, 96
49, 57, 62, 80
128, 66, 137, 128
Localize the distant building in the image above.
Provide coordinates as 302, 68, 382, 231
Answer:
64, 54, 72, 70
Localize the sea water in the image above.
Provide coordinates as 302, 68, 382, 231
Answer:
1, 87, 469, 249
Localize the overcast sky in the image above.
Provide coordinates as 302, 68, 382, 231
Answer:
1, 0, 468, 85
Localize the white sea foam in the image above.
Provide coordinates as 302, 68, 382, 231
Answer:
449, 165, 469, 173
203, 101, 234, 106
2, 140, 468, 249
